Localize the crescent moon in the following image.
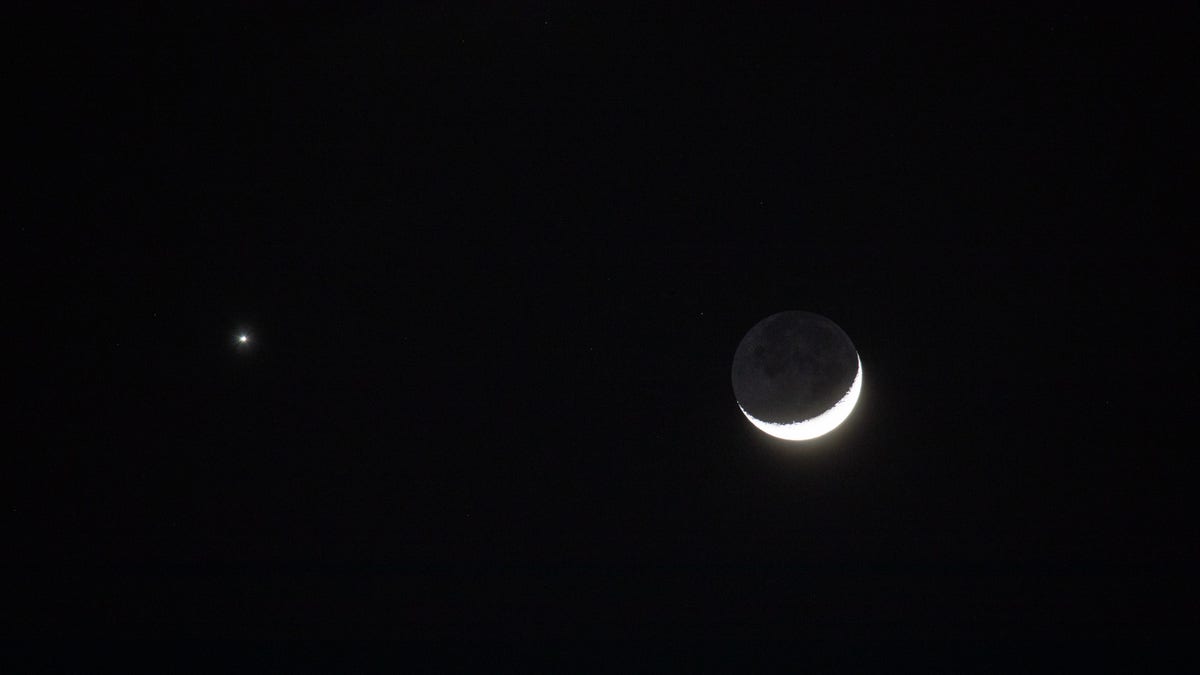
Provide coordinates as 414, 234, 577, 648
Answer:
737, 355, 862, 441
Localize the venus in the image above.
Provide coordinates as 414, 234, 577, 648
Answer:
731, 311, 861, 441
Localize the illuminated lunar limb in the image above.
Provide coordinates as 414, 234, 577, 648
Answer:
739, 356, 862, 441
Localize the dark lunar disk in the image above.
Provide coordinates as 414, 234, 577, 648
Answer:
731, 311, 858, 425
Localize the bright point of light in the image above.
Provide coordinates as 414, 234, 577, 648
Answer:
739, 355, 863, 441
238, 335, 248, 343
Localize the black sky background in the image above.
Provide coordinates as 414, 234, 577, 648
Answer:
11, 3, 1198, 642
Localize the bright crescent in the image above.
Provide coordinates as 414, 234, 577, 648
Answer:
738, 355, 862, 441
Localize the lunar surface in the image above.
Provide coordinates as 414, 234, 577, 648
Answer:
731, 311, 861, 441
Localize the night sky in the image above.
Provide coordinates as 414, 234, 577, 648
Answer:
13, 3, 1198, 645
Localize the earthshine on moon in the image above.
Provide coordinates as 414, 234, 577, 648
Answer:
731, 311, 862, 441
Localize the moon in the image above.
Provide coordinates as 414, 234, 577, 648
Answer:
731, 311, 862, 441
233, 328, 254, 352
